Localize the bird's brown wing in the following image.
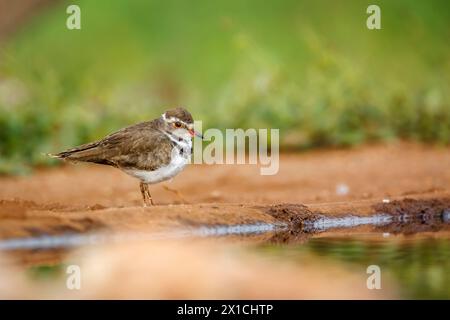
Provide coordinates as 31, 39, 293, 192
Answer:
53, 121, 174, 171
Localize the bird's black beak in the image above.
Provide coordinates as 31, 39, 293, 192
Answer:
189, 129, 203, 140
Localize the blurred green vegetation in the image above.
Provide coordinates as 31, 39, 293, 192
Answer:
306, 238, 450, 299
261, 237, 450, 299
27, 264, 65, 281
0, 0, 449, 173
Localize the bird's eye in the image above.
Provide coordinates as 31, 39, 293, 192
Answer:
174, 122, 182, 128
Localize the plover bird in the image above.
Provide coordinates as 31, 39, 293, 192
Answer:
50, 107, 202, 206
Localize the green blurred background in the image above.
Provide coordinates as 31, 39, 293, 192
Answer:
0, 0, 449, 174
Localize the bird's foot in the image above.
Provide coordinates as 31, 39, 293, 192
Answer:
162, 185, 189, 204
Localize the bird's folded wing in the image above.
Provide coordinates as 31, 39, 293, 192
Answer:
53, 122, 174, 170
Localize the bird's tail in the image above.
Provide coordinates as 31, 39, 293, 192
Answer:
46, 152, 60, 159
47, 141, 101, 162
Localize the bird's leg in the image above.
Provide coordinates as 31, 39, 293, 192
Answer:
139, 182, 154, 206
144, 183, 154, 206
139, 181, 147, 206
162, 184, 189, 204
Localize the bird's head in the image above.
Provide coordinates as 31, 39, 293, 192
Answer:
160, 107, 203, 140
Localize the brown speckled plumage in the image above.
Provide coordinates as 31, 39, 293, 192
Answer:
54, 119, 174, 171
164, 107, 194, 124
51, 107, 197, 206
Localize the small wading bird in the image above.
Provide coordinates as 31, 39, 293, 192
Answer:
50, 107, 202, 206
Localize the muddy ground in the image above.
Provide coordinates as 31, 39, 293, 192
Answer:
0, 142, 449, 299
0, 142, 449, 240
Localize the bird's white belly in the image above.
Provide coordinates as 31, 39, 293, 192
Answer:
124, 144, 191, 184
